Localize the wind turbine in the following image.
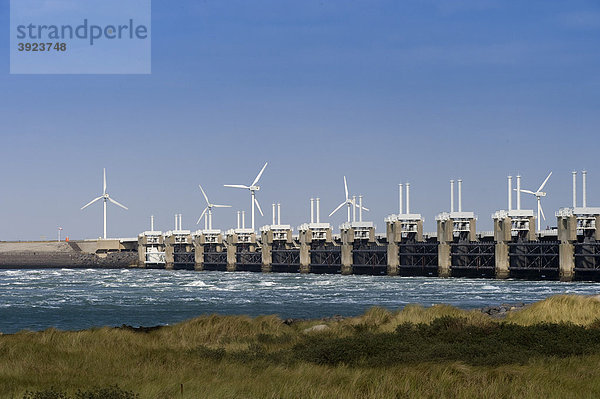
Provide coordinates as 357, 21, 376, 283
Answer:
520, 172, 552, 231
197, 184, 231, 230
328, 176, 369, 222
224, 162, 268, 231
81, 168, 128, 239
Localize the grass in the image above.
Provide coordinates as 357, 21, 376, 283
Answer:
2, 295, 600, 398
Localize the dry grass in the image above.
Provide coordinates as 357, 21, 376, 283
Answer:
504, 294, 600, 326
1, 295, 600, 398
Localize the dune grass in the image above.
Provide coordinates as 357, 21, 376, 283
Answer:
2, 295, 600, 398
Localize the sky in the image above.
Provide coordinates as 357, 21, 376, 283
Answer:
1, 0, 600, 240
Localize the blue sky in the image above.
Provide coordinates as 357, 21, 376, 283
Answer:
1, 0, 600, 239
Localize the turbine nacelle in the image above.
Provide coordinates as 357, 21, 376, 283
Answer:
196, 184, 231, 228
223, 162, 268, 231
80, 168, 128, 240
329, 176, 369, 222
517, 171, 552, 230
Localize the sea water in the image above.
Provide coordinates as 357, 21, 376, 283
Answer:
0, 269, 598, 333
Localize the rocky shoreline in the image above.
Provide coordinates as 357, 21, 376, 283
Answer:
480, 302, 527, 317
114, 303, 530, 334
281, 302, 528, 326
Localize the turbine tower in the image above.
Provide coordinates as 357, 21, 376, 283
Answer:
196, 184, 231, 230
224, 162, 268, 231
520, 172, 552, 231
329, 176, 369, 222
81, 168, 128, 239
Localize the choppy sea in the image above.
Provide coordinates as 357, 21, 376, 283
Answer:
0, 269, 598, 333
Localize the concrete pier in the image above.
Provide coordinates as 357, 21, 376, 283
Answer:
493, 210, 536, 279
193, 230, 224, 271
556, 206, 600, 281
339, 221, 376, 275
386, 220, 401, 276
260, 224, 293, 273
557, 212, 576, 281
385, 213, 427, 276
164, 229, 193, 270
297, 223, 333, 273
137, 230, 165, 268
225, 228, 259, 272
493, 214, 511, 279
436, 211, 477, 278
436, 217, 452, 278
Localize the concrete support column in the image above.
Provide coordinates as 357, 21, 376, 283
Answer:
299, 230, 311, 273
495, 242, 509, 279
341, 228, 353, 275
416, 220, 425, 242
137, 237, 146, 268
558, 215, 576, 282
261, 230, 273, 273
226, 235, 237, 272
194, 239, 204, 271
527, 216, 537, 241
438, 243, 451, 277
437, 219, 453, 278
386, 221, 400, 276
469, 219, 477, 242
164, 238, 174, 270
494, 217, 510, 279
165, 256, 174, 270
559, 243, 574, 282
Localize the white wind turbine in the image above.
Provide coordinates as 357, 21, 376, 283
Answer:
224, 162, 268, 231
520, 172, 552, 231
81, 168, 128, 240
328, 176, 369, 222
197, 184, 231, 230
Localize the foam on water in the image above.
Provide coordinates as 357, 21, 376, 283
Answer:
0, 269, 598, 333
182, 281, 210, 287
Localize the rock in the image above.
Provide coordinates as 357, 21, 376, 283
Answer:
116, 324, 163, 333
480, 302, 526, 318
303, 324, 330, 333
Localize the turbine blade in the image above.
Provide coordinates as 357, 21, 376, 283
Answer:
353, 202, 369, 211
520, 189, 536, 195
108, 197, 128, 210
251, 162, 268, 187
81, 196, 103, 210
539, 201, 546, 221
254, 198, 264, 216
343, 176, 348, 200
198, 184, 210, 205
196, 207, 208, 225
103, 168, 107, 194
329, 201, 346, 217
224, 184, 250, 189
213, 204, 232, 208
538, 172, 552, 192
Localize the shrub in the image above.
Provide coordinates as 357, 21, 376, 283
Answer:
22, 389, 69, 399
22, 386, 138, 399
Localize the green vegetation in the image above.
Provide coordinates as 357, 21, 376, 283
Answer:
3, 295, 600, 398
22, 386, 138, 399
